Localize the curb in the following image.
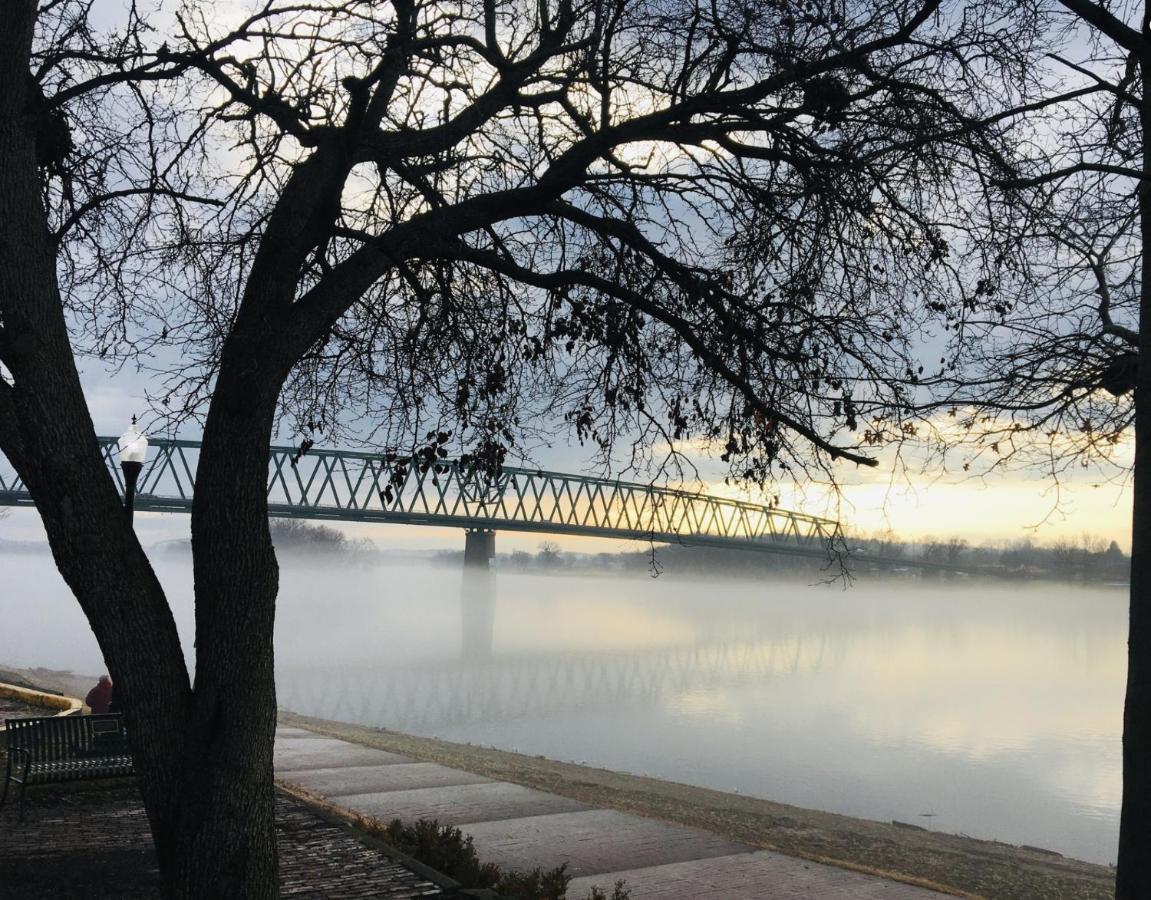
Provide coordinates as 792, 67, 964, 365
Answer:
274, 779, 498, 899
0, 680, 83, 718
0, 681, 84, 753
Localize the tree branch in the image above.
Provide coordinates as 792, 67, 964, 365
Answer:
1058, 0, 1144, 53
996, 163, 1143, 188
430, 240, 879, 467
54, 188, 225, 240
1048, 53, 1140, 104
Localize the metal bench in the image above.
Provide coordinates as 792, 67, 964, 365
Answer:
1, 713, 134, 818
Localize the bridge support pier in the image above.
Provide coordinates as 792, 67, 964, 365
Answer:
461, 529, 496, 660
463, 528, 495, 568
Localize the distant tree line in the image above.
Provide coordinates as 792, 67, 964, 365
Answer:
179, 523, 1126, 584
165, 519, 376, 565
848, 532, 1129, 582
503, 541, 566, 572
481, 533, 1130, 585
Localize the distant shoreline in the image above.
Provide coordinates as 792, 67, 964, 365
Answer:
0, 541, 1132, 592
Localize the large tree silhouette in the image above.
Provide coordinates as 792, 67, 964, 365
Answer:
1, 0, 1033, 895
936, 4, 1151, 894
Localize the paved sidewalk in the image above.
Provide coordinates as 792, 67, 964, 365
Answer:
275, 726, 951, 899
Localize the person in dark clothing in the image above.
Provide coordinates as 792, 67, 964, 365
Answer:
85, 675, 113, 713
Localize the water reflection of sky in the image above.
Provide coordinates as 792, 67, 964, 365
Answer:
0, 554, 1125, 864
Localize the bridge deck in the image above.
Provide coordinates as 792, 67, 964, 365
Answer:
0, 436, 840, 555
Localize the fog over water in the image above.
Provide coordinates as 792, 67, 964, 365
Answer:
0, 550, 1124, 865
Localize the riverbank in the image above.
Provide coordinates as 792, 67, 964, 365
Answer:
279, 711, 1114, 900
275, 723, 949, 899
0, 664, 95, 702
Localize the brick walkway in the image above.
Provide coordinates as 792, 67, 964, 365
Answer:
275, 727, 951, 899
0, 783, 448, 898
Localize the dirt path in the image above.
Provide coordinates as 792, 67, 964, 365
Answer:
279, 712, 1114, 900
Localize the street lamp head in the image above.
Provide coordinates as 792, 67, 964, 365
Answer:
118, 417, 149, 465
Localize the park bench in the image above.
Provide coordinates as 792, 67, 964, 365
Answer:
1, 713, 133, 818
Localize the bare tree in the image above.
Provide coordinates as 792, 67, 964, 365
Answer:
537, 539, 563, 568
0, 0, 1027, 894
268, 518, 347, 551
940, 3, 1151, 894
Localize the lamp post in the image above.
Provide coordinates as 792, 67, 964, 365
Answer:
117, 418, 149, 525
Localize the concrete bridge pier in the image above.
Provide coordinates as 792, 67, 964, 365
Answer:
464, 528, 495, 569
461, 529, 496, 660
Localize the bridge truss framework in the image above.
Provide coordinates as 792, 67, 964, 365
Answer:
0, 436, 841, 556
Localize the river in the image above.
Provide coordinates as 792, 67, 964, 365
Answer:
0, 551, 1124, 865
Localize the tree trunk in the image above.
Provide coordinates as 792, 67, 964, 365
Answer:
1, 12, 284, 891
160, 588, 279, 898
0, 1, 196, 876
1116, 69, 1151, 900
162, 327, 289, 898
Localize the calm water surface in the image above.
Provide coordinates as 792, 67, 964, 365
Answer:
0, 553, 1124, 864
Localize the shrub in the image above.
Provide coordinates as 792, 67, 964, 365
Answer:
580, 883, 629, 900
496, 863, 571, 899
380, 818, 500, 888
378, 817, 629, 899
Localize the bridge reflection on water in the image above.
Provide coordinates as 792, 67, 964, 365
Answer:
277, 570, 838, 731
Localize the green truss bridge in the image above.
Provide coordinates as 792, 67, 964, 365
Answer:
0, 436, 841, 560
